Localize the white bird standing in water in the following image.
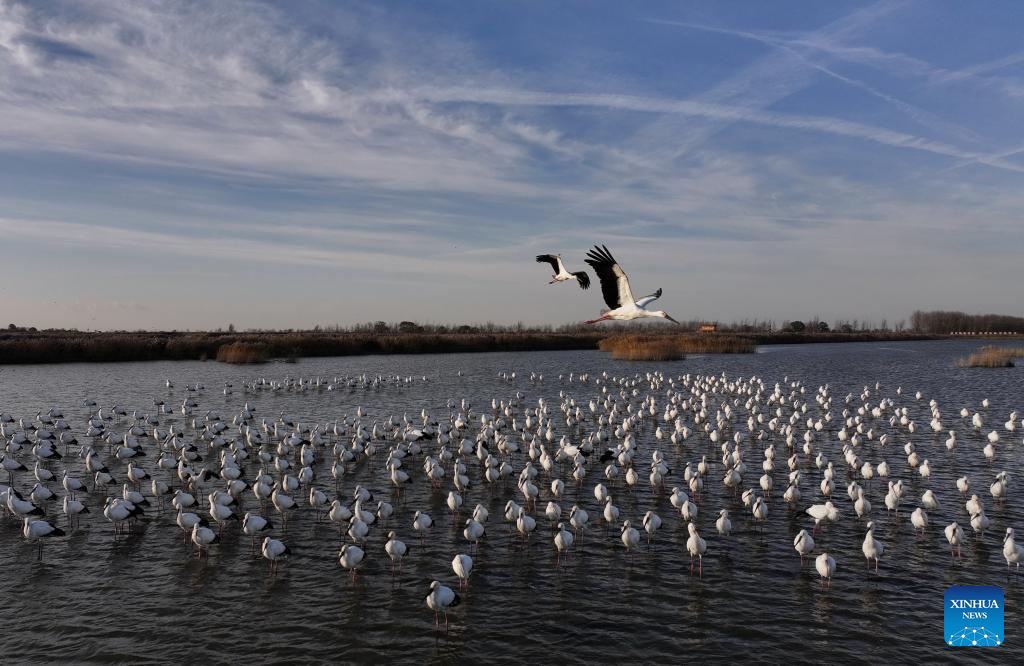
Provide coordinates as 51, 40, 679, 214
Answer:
642, 511, 662, 544
385, 531, 408, 573
815, 552, 836, 590
716, 509, 732, 536
620, 520, 640, 560
910, 507, 929, 536
945, 522, 965, 561
854, 489, 871, 519
1004, 528, 1024, 572
191, 523, 219, 557
752, 497, 768, 532
338, 544, 365, 580
862, 521, 884, 573
426, 581, 461, 631
261, 537, 290, 574
554, 522, 574, 566
452, 553, 474, 588
243, 513, 273, 552
806, 501, 838, 533
794, 529, 815, 565
412, 510, 434, 541
22, 517, 65, 561
686, 523, 707, 577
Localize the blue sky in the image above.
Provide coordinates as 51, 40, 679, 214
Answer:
1, 0, 1022, 330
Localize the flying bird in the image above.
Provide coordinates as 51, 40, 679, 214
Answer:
583, 245, 679, 324
536, 254, 591, 289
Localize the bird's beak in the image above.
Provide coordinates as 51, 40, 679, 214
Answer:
665, 314, 681, 325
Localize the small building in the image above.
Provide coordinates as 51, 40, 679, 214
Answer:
698, 323, 717, 333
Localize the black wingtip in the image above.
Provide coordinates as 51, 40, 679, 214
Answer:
451, 592, 462, 607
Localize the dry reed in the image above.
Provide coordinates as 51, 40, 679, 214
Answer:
599, 335, 684, 361
0, 331, 607, 364
598, 334, 755, 361
957, 346, 1024, 368
215, 341, 271, 364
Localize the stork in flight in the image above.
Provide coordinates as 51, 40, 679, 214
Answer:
583, 245, 680, 325
536, 254, 591, 290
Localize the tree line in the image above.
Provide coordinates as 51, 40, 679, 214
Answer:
909, 310, 1024, 334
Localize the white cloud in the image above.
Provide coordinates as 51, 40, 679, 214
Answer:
0, 1, 1021, 329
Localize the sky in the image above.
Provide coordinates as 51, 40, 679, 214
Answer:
1, 0, 1022, 331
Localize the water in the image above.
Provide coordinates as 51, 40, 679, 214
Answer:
1, 339, 1022, 664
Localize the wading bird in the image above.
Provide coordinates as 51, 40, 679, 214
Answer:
426, 581, 461, 631
582, 245, 680, 325
536, 254, 590, 289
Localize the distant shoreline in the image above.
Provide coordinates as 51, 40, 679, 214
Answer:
0, 329, 965, 365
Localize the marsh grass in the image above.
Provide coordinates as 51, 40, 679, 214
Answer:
0, 327, 937, 365
215, 342, 271, 364
0, 331, 607, 364
599, 336, 684, 361
598, 334, 755, 360
957, 346, 1024, 368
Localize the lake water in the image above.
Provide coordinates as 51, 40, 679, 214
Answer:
1, 339, 1022, 664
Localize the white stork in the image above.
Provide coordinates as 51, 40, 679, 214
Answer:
536, 254, 591, 289
583, 245, 680, 324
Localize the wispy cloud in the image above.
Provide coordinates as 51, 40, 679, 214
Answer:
0, 0, 1022, 328
406, 86, 1024, 171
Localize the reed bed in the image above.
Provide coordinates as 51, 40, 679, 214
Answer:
598, 334, 756, 361
0, 328, 941, 365
599, 335, 685, 361
957, 345, 1024, 368
676, 335, 757, 354
215, 342, 271, 364
0, 331, 607, 364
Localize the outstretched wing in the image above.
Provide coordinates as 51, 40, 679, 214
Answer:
572, 271, 591, 290
584, 245, 633, 310
635, 287, 662, 309
535, 254, 561, 274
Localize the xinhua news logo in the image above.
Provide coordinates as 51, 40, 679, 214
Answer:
945, 586, 1004, 647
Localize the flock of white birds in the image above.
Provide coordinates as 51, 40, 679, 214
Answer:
2, 370, 1023, 630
